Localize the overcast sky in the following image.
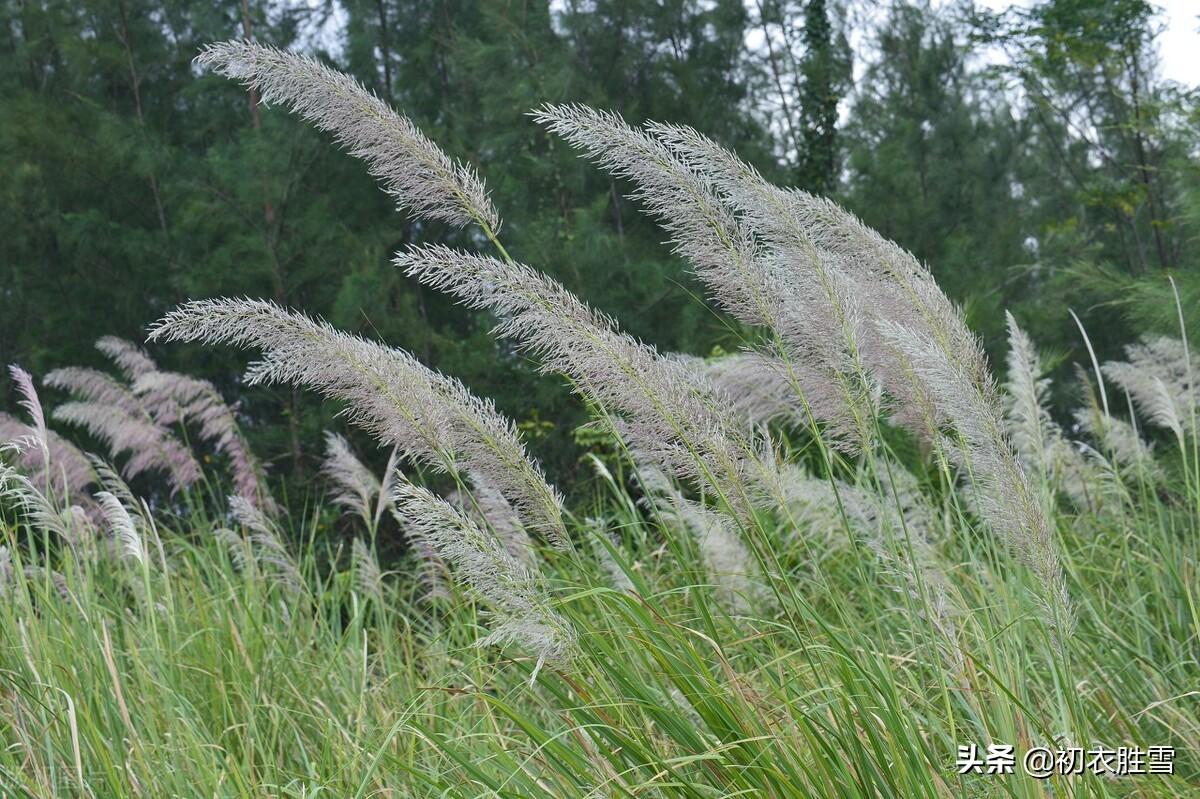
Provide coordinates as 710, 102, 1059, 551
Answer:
976, 0, 1198, 86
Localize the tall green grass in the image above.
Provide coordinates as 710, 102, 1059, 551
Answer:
1, 451, 1196, 796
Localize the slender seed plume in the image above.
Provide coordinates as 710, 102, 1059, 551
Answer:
45, 367, 144, 415
8, 365, 47, 455
879, 320, 1072, 639
452, 471, 536, 565
389, 506, 451, 603
1103, 337, 1197, 443
535, 105, 875, 452
149, 298, 567, 547
133, 370, 272, 510
634, 456, 760, 613
350, 538, 385, 604
196, 40, 499, 231
636, 122, 1071, 637
95, 491, 145, 564
391, 480, 576, 676
395, 245, 771, 521
1004, 313, 1057, 480
228, 494, 302, 595
3, 368, 97, 503
51, 402, 200, 492
96, 336, 158, 381
322, 432, 384, 531
674, 351, 820, 429
0, 463, 90, 546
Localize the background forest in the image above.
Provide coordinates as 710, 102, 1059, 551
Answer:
2, 0, 1197, 496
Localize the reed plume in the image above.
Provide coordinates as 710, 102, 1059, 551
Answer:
149, 298, 567, 547
321, 432, 398, 536
196, 40, 498, 232
535, 105, 875, 452
95, 491, 145, 565
96, 336, 158, 381
634, 457, 759, 613
350, 537, 385, 604
1103, 337, 1197, 443
389, 505, 451, 603
134, 370, 272, 510
392, 480, 575, 676
396, 245, 768, 522
0, 463, 90, 546
228, 494, 302, 595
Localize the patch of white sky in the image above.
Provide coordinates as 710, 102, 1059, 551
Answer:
971, 0, 1197, 87
289, 1, 1195, 89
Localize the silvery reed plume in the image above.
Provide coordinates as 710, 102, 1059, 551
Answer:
389, 505, 451, 603
1002, 313, 1097, 507
195, 40, 498, 233
1, 366, 95, 502
395, 245, 772, 524
1103, 337, 1197, 444
636, 119, 1070, 638
227, 494, 302, 596
96, 335, 158, 381
321, 432, 398, 539
0, 462, 92, 547
46, 363, 200, 493
634, 455, 759, 613
392, 480, 576, 678
133, 369, 273, 511
95, 491, 145, 565
195, 44, 1068, 638
8, 365, 47, 457
534, 105, 876, 454
449, 471, 536, 566
350, 537, 385, 604
673, 352, 810, 430
148, 299, 567, 548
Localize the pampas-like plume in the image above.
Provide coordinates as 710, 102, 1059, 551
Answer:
644, 122, 1066, 635
8, 365, 47, 454
0, 462, 90, 545
1003, 316, 1102, 509
1004, 313, 1059, 481
879, 320, 1072, 639
95, 491, 145, 564
196, 40, 499, 232
51, 402, 200, 492
674, 351, 814, 429
452, 471, 536, 565
0, 413, 96, 502
351, 538, 384, 603
149, 298, 567, 547
96, 336, 158, 381
648, 122, 971, 445
133, 370, 272, 510
634, 457, 759, 613
396, 245, 769, 521
321, 432, 397, 535
535, 105, 875, 452
228, 494, 302, 595
389, 506, 451, 603
1103, 337, 1197, 442
391, 480, 575, 676
44, 367, 143, 414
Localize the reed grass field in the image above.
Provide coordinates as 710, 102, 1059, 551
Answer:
1, 40, 1198, 798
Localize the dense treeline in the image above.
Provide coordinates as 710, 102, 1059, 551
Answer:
2, 0, 1196, 498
